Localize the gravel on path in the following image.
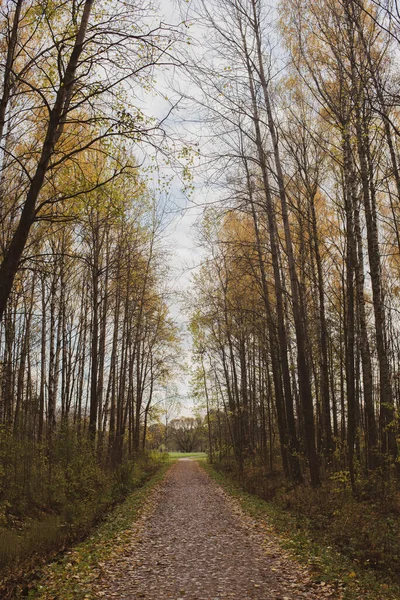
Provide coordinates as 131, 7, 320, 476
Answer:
94, 459, 338, 599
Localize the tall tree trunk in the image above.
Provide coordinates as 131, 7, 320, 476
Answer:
242, 153, 299, 481
0, 0, 24, 143
343, 131, 357, 495
0, 0, 94, 322
249, 1, 319, 484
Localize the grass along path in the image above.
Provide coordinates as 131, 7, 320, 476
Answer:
15, 460, 173, 600
167, 451, 207, 460
200, 462, 400, 600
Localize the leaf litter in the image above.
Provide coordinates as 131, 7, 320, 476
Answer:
92, 459, 340, 600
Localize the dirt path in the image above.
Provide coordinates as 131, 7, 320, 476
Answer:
95, 460, 337, 599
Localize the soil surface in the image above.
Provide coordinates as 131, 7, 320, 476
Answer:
95, 460, 337, 599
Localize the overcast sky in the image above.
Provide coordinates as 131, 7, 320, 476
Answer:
137, 0, 207, 415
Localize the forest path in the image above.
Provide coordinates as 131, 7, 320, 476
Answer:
95, 460, 336, 600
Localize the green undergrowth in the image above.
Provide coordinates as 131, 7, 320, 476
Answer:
8, 459, 172, 600
201, 462, 400, 600
0, 427, 165, 572
0, 446, 170, 600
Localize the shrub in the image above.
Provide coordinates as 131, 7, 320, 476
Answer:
0, 429, 166, 575
214, 454, 400, 583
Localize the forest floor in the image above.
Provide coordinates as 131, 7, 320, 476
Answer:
29, 459, 338, 599
93, 459, 338, 599
15, 458, 395, 600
